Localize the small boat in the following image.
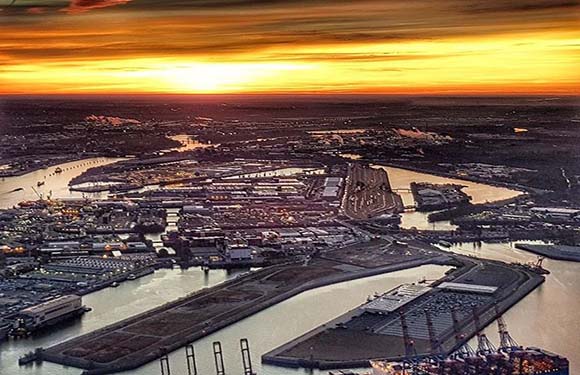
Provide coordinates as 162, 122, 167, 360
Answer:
37, 181, 45, 187
18, 350, 39, 365
54, 167, 63, 174
109, 282, 119, 288
127, 274, 137, 280
10, 187, 24, 193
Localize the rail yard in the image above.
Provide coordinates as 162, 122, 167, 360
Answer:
342, 164, 403, 220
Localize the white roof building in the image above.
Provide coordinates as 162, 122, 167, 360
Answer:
361, 284, 431, 314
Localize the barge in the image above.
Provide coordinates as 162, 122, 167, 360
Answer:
10, 295, 88, 338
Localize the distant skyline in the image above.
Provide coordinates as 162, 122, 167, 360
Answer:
1, 0, 579, 94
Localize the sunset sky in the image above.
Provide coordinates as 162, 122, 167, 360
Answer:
1, 0, 579, 94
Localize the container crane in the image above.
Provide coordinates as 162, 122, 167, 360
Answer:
424, 309, 443, 356
495, 306, 519, 352
399, 310, 417, 358
476, 333, 496, 356
497, 316, 519, 351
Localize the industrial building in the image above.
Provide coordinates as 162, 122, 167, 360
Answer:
362, 284, 431, 314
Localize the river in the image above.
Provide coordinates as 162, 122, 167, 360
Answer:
449, 241, 580, 367
0, 267, 240, 375
0, 262, 450, 375
0, 159, 577, 374
123, 265, 450, 375
0, 158, 124, 209
372, 165, 523, 231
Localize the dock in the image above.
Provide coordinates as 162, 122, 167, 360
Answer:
38, 240, 453, 374
262, 259, 545, 369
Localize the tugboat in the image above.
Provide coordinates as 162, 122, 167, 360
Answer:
438, 240, 452, 248
9, 318, 31, 339
18, 349, 42, 366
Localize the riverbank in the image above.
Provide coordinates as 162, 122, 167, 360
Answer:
0, 157, 125, 209
262, 256, 544, 369
373, 161, 533, 196
0, 155, 106, 178
39, 253, 454, 374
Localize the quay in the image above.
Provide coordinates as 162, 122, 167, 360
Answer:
262, 257, 545, 369
38, 240, 454, 374
515, 243, 580, 262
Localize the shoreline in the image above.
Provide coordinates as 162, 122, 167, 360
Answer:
262, 258, 545, 369
0, 154, 111, 179
38, 255, 454, 374
515, 243, 580, 262
370, 161, 537, 195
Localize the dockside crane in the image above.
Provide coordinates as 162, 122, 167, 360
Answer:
497, 316, 519, 352
425, 309, 443, 356
495, 306, 520, 352
399, 310, 417, 358
476, 333, 496, 356
398, 309, 420, 374
30, 186, 43, 201
450, 308, 465, 347
471, 307, 481, 333
454, 342, 476, 359
534, 256, 545, 269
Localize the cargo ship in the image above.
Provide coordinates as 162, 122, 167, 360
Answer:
369, 347, 569, 375
331, 319, 569, 375
9, 295, 88, 337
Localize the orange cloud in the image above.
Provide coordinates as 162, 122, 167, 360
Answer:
65, 0, 132, 14
0, 0, 578, 94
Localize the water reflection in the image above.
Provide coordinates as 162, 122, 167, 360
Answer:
0, 267, 238, 375
165, 134, 214, 153
373, 165, 522, 230
121, 265, 450, 375
448, 241, 580, 368
0, 158, 124, 209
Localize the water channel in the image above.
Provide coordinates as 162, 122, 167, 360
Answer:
0, 158, 124, 209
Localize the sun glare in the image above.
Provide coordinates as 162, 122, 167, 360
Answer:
129, 62, 310, 93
